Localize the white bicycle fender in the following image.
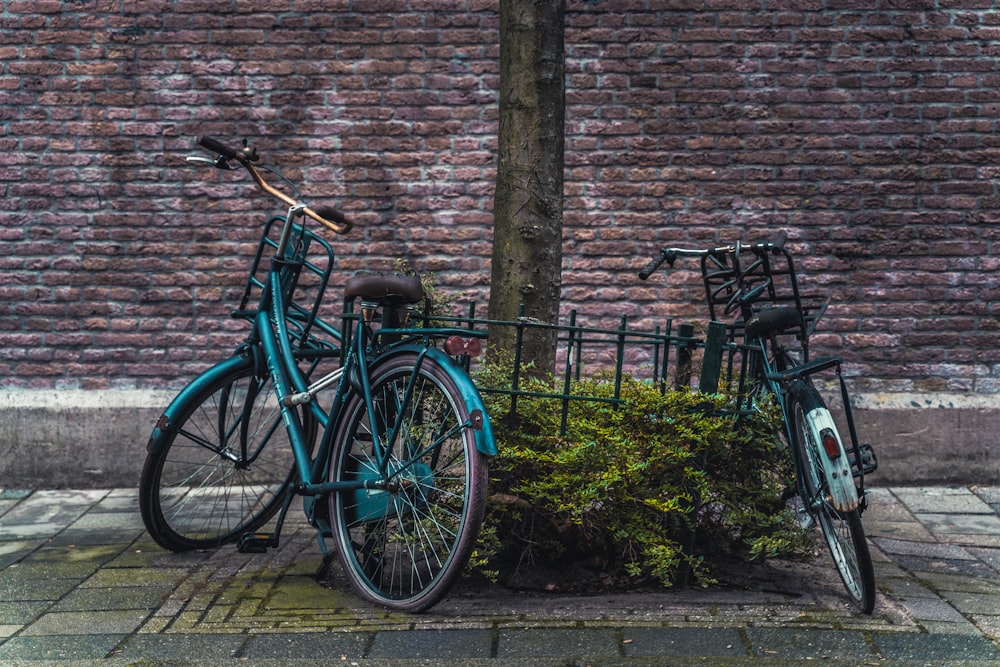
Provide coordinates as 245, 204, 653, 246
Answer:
803, 407, 859, 513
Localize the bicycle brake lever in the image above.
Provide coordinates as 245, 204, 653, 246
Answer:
185, 156, 240, 170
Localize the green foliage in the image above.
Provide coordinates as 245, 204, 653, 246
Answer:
474, 359, 810, 590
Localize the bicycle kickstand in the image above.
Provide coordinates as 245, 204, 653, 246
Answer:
236, 487, 296, 554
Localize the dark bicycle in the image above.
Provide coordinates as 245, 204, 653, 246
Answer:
640, 236, 879, 614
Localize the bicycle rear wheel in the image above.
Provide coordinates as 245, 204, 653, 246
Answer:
789, 380, 876, 614
140, 357, 306, 551
328, 351, 489, 612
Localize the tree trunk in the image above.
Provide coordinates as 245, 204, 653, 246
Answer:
488, 0, 565, 375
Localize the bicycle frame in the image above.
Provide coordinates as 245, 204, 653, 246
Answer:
267, 209, 495, 536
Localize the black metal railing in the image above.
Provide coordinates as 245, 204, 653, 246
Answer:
431, 303, 728, 436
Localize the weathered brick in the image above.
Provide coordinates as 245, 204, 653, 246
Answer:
0, 2, 995, 391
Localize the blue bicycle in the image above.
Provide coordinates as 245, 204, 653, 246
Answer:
139, 137, 495, 612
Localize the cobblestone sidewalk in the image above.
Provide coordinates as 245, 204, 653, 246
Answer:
0, 486, 998, 665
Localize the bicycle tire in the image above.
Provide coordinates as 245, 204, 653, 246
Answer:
327, 351, 489, 612
788, 380, 876, 614
140, 357, 309, 551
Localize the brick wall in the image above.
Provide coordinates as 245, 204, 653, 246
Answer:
2, 0, 999, 394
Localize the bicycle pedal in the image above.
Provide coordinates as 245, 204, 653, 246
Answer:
849, 443, 878, 476
237, 532, 275, 554
796, 508, 815, 531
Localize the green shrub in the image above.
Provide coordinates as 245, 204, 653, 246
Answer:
472, 362, 810, 589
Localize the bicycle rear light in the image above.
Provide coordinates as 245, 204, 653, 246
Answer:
444, 335, 483, 358
820, 427, 841, 459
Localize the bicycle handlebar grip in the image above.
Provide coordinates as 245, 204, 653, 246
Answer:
312, 205, 353, 234
197, 136, 239, 160
313, 205, 348, 226
638, 253, 666, 280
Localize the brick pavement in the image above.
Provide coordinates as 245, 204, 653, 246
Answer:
0, 486, 998, 665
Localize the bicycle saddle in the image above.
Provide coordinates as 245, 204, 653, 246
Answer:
344, 271, 425, 304
744, 306, 803, 340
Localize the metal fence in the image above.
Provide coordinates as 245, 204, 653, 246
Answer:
433, 304, 728, 436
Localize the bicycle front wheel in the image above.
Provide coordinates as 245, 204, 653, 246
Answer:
140, 357, 306, 551
328, 351, 489, 612
789, 380, 876, 614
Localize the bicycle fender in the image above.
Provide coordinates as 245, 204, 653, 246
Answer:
802, 406, 859, 513
382, 345, 497, 457
146, 355, 252, 456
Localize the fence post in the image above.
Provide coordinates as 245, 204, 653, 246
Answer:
674, 323, 695, 389
560, 310, 577, 436
508, 304, 526, 430
698, 321, 726, 394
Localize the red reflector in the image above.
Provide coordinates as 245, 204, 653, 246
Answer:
820, 428, 841, 459
445, 335, 482, 358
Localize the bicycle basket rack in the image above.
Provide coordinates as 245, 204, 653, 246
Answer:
700, 244, 828, 359
232, 215, 339, 353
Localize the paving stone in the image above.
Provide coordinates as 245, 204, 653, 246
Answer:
0, 522, 72, 539
0, 558, 101, 582
0, 540, 38, 568
116, 632, 247, 661
967, 546, 1000, 573
877, 576, 938, 599
0, 490, 105, 527
873, 631, 1000, 662
496, 627, 620, 658
744, 628, 876, 660
67, 511, 145, 531
0, 633, 126, 661
894, 487, 995, 514
81, 567, 190, 590
242, 631, 370, 659
917, 570, 1000, 594
866, 520, 935, 541
90, 489, 141, 513
52, 585, 174, 612
893, 554, 998, 578
895, 597, 968, 623
971, 486, 1000, 504
621, 627, 747, 657
20, 610, 150, 636
0, 600, 51, 625
369, 629, 494, 659
0, 573, 80, 602
937, 590, 1000, 616
20, 544, 123, 567
871, 537, 976, 560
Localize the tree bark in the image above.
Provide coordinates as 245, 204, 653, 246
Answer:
488, 0, 565, 375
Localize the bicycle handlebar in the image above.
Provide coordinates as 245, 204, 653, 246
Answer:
637, 232, 787, 281
195, 136, 353, 236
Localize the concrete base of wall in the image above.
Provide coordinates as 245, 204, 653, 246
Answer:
0, 389, 996, 488
0, 390, 176, 489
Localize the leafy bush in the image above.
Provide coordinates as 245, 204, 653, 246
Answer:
472, 362, 810, 590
